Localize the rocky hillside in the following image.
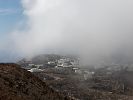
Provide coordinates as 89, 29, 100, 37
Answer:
0, 63, 70, 100
18, 54, 61, 65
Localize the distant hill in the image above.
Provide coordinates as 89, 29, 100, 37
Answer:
0, 63, 70, 100
17, 54, 79, 65
18, 54, 61, 65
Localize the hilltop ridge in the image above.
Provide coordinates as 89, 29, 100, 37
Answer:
0, 63, 71, 100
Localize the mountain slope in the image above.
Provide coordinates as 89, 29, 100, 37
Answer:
0, 63, 69, 100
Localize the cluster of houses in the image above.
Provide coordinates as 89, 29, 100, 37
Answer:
24, 59, 133, 80
26, 64, 44, 72
22, 57, 96, 80
25, 57, 80, 72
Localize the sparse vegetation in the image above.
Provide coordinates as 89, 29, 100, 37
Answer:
0, 63, 72, 100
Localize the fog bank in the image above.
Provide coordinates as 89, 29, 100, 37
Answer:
12, 0, 133, 65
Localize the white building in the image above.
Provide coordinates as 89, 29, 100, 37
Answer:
28, 64, 35, 67
28, 68, 44, 72
35, 64, 43, 68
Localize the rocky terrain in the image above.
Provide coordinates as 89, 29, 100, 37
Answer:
34, 71, 133, 100
17, 54, 133, 100
0, 63, 71, 100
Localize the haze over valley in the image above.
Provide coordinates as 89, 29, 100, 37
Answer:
1, 0, 133, 100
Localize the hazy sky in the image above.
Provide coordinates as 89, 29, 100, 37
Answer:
0, 0, 23, 62
1, 0, 133, 65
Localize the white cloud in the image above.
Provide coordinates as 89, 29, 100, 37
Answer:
11, 0, 133, 65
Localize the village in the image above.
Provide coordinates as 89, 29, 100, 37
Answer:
19, 55, 95, 81
17, 54, 133, 100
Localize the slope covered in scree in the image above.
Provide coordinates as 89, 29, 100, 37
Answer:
0, 63, 70, 100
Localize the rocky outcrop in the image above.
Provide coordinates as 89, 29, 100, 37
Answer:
0, 63, 70, 100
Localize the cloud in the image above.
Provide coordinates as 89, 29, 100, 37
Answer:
11, 0, 133, 65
